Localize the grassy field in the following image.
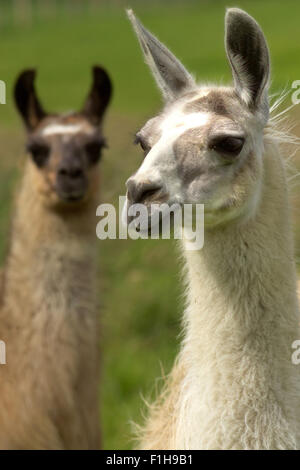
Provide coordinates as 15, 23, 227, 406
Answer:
0, 0, 299, 449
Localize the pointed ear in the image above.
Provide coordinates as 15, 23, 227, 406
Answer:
127, 9, 196, 101
225, 8, 270, 120
14, 69, 46, 130
81, 66, 112, 125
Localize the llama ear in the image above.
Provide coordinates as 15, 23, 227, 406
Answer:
81, 66, 112, 125
14, 69, 46, 131
225, 8, 270, 120
127, 9, 196, 101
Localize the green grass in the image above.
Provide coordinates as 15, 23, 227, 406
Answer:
0, 0, 299, 449
0, 0, 300, 125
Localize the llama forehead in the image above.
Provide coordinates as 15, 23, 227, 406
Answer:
140, 107, 211, 144
28, 117, 101, 156
140, 87, 242, 142
160, 110, 210, 137
165, 88, 248, 144
183, 88, 245, 119
31, 115, 101, 149
41, 122, 95, 138
185, 91, 231, 116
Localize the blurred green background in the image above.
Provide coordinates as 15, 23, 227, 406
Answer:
0, 0, 299, 449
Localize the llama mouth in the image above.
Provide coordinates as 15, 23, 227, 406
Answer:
64, 195, 84, 202
55, 180, 88, 203
58, 192, 86, 203
124, 197, 182, 234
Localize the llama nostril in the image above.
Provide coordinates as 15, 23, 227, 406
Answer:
127, 178, 163, 204
58, 168, 68, 177
58, 167, 83, 179
70, 168, 83, 179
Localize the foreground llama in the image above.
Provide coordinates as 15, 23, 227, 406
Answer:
0, 66, 111, 449
125, 8, 300, 449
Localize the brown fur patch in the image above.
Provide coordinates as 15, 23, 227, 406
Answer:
173, 127, 209, 185
184, 90, 235, 117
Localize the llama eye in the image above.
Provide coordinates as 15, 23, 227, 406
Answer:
211, 136, 245, 158
134, 135, 151, 155
27, 142, 50, 168
85, 141, 105, 165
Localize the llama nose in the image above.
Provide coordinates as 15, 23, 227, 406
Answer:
126, 177, 163, 204
58, 163, 83, 179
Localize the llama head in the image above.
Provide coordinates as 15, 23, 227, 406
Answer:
14, 66, 112, 209
125, 8, 270, 228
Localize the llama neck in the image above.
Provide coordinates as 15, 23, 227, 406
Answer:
179, 144, 300, 449
3, 162, 99, 327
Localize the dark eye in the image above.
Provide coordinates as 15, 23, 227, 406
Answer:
27, 142, 50, 167
85, 140, 105, 165
210, 136, 245, 158
134, 135, 151, 155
